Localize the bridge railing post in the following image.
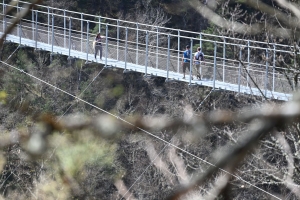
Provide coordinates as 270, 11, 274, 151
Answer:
64, 10, 66, 48
166, 34, 170, 81
213, 41, 217, 90
47, 7, 50, 44
200, 33, 202, 76
99, 16, 101, 33
156, 26, 159, 69
273, 44, 276, 92
4, 5, 6, 37
200, 33, 202, 49
189, 39, 193, 85
145, 31, 149, 76
35, 11, 38, 49
17, 3, 20, 37
223, 37, 226, 82
238, 46, 242, 94
136, 23, 139, 65
265, 48, 269, 97
117, 19, 119, 61
124, 27, 128, 71
32, 9, 34, 40
81, 13, 83, 52
51, 14, 54, 56
86, 21, 89, 63
19, 18, 22, 45
247, 40, 250, 88
177, 30, 180, 73
18, 6, 22, 46
68, 18, 72, 60
105, 24, 108, 67
2, 3, 5, 34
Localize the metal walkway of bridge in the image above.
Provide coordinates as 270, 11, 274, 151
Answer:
0, 1, 295, 101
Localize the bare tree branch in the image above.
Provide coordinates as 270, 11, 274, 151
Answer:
0, 0, 43, 47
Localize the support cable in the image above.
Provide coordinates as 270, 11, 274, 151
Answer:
122, 135, 175, 199
57, 66, 105, 121
194, 88, 214, 113
124, 90, 217, 199
1, 45, 20, 63
0, 60, 283, 200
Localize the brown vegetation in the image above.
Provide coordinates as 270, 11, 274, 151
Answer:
1, 0, 300, 199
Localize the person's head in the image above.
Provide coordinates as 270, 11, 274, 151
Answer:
197, 47, 201, 51
96, 33, 101, 38
186, 45, 190, 49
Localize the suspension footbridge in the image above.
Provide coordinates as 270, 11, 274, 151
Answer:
0, 1, 295, 101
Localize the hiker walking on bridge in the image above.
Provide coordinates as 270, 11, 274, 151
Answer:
182, 45, 192, 79
94, 33, 105, 60
194, 47, 204, 80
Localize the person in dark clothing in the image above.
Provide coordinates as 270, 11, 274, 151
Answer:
94, 33, 104, 60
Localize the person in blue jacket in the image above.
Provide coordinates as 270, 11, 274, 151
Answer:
182, 45, 192, 79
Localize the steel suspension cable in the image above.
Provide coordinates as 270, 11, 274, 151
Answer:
57, 65, 106, 121
1, 45, 20, 63
122, 134, 175, 199
194, 88, 214, 113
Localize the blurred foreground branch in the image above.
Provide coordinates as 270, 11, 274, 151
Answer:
0, 0, 43, 47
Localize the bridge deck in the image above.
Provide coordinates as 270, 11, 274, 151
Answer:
3, 34, 291, 101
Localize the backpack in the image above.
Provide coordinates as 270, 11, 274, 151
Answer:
196, 52, 204, 61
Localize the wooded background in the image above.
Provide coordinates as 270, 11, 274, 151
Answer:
0, 0, 300, 199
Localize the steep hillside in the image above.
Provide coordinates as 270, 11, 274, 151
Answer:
2, 43, 297, 200
2, 0, 300, 199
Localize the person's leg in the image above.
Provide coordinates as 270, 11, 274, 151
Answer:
187, 63, 193, 80
99, 45, 102, 60
94, 46, 98, 59
196, 64, 200, 79
193, 63, 197, 78
199, 62, 202, 79
182, 62, 187, 78
189, 63, 193, 80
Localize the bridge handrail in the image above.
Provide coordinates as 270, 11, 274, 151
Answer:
5, 1, 298, 50
3, 12, 298, 56
4, 16, 266, 59
2, 16, 296, 74
102, 40, 289, 75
